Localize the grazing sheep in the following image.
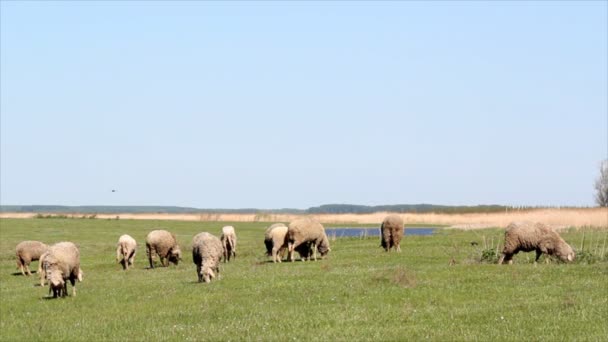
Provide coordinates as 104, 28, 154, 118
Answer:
145, 230, 182, 269
380, 215, 404, 252
264, 223, 289, 263
192, 232, 223, 283
498, 221, 576, 264
116, 234, 137, 270
15, 241, 48, 276
220, 226, 237, 263
44, 242, 82, 298
287, 218, 330, 262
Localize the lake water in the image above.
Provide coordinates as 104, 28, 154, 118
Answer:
325, 227, 435, 238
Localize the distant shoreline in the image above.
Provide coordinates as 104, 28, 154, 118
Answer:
1, 208, 605, 230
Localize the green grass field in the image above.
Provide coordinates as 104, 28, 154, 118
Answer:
1, 218, 606, 341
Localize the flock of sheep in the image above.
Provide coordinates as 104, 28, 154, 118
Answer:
14, 215, 576, 298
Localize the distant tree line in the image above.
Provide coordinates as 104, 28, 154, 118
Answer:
0, 204, 589, 215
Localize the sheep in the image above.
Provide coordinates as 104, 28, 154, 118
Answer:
380, 215, 404, 252
192, 232, 223, 283
44, 242, 82, 298
116, 234, 137, 270
220, 226, 237, 263
498, 221, 576, 264
145, 230, 182, 268
264, 223, 289, 263
39, 250, 83, 289
287, 218, 330, 262
15, 240, 48, 276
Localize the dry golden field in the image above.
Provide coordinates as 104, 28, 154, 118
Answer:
1, 207, 605, 229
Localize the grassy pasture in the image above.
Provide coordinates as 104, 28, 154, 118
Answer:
0, 218, 606, 341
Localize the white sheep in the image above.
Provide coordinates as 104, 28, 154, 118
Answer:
498, 221, 576, 264
287, 218, 330, 262
145, 230, 182, 268
264, 223, 288, 263
15, 240, 48, 276
380, 215, 404, 252
220, 226, 237, 263
44, 242, 82, 298
192, 232, 223, 283
116, 234, 137, 270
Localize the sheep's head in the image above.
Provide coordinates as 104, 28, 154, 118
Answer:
169, 246, 182, 265
201, 267, 215, 283
555, 241, 576, 263
48, 271, 65, 298
318, 238, 331, 257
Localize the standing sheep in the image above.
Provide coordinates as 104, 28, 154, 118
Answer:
116, 234, 137, 270
220, 226, 237, 263
192, 232, 223, 283
44, 242, 82, 298
380, 215, 404, 252
498, 221, 576, 264
15, 241, 48, 276
264, 223, 289, 263
145, 230, 182, 269
287, 218, 330, 262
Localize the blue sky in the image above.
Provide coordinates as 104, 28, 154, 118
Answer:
1, 1, 606, 208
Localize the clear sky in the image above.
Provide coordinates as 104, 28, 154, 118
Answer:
1, 1, 606, 209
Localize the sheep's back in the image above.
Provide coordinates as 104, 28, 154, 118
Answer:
221, 226, 236, 236
288, 218, 326, 243
192, 233, 222, 259
16, 241, 48, 260
47, 242, 80, 276
504, 222, 549, 251
146, 230, 177, 253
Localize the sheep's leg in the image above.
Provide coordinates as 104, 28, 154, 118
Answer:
499, 253, 513, 265
197, 264, 203, 282
39, 270, 45, 287
148, 248, 155, 269
535, 249, 543, 263
396, 244, 402, 253
288, 242, 295, 262
272, 247, 279, 263
129, 251, 135, 268
313, 243, 317, 261
123, 252, 129, 270
25, 264, 32, 276
70, 278, 76, 297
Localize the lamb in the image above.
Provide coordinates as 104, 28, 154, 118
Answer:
287, 218, 330, 262
220, 226, 237, 263
192, 232, 223, 283
44, 242, 83, 298
380, 215, 404, 252
15, 240, 48, 276
264, 223, 289, 263
498, 221, 576, 264
116, 234, 137, 270
145, 230, 182, 268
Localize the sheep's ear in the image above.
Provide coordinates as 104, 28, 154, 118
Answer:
567, 253, 573, 262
